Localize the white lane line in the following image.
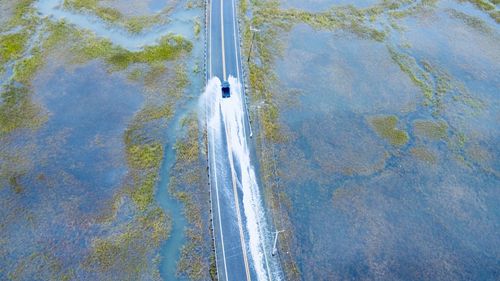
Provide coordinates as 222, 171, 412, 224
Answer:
220, 0, 227, 80
212, 102, 229, 281
223, 105, 252, 281
231, 0, 241, 81
209, 0, 213, 78
231, 0, 253, 138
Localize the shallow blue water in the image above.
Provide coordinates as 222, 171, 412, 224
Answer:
148, 0, 168, 12
0, 61, 143, 278
281, 0, 380, 12
1, 0, 205, 277
156, 120, 188, 281
156, 3, 206, 276
272, 1, 500, 280
35, 0, 197, 50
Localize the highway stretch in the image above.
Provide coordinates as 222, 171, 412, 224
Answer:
204, 0, 282, 280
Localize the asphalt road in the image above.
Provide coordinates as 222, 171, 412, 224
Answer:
208, 0, 242, 81
206, 0, 256, 280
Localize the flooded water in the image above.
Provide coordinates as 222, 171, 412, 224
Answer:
1, 0, 205, 279
281, 0, 379, 11
267, 0, 500, 280
35, 0, 197, 50
103, 0, 175, 15
156, 24, 205, 280
2, 0, 498, 279
1, 60, 142, 279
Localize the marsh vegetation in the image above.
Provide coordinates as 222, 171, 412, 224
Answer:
0, 0, 207, 280
241, 0, 499, 280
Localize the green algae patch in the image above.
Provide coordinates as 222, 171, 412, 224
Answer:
254, 5, 387, 42
388, 47, 433, 101
85, 207, 170, 276
413, 119, 448, 140
44, 20, 78, 50
369, 115, 409, 146
77, 34, 192, 70
240, 0, 249, 15
462, 0, 496, 10
459, 0, 500, 23
130, 175, 157, 210
64, 0, 121, 22
411, 146, 437, 164
125, 142, 163, 211
137, 104, 173, 122
174, 138, 199, 163
447, 9, 494, 33
130, 36, 192, 64
0, 31, 30, 69
127, 143, 163, 170
124, 15, 166, 34
3, 0, 37, 29
13, 48, 44, 84
389, 0, 438, 19
6, 22, 77, 87
0, 84, 47, 135
387, 47, 481, 114
48, 23, 192, 72
194, 17, 201, 38
260, 102, 284, 142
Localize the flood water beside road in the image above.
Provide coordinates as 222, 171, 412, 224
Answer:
265, 0, 500, 279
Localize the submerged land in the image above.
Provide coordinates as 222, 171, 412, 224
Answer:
241, 0, 499, 280
0, 0, 499, 280
1, 0, 209, 280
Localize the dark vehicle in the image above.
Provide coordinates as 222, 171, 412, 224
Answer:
221, 81, 230, 98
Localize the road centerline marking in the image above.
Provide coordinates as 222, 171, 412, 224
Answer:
220, 0, 227, 80
223, 105, 252, 281
213, 102, 229, 281
231, 0, 241, 81
209, 0, 213, 78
